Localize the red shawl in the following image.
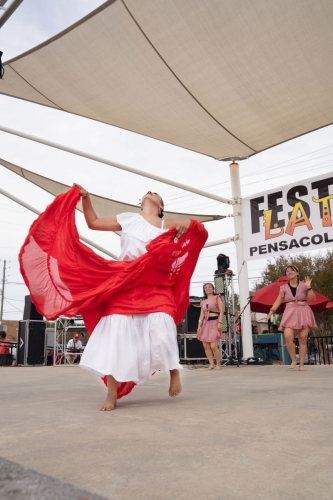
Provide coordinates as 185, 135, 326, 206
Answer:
19, 186, 208, 398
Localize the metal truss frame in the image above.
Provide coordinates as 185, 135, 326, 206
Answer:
53, 315, 87, 366
214, 273, 239, 365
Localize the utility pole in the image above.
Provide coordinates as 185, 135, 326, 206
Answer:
0, 260, 6, 327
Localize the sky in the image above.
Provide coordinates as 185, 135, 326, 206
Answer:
1, 0, 333, 321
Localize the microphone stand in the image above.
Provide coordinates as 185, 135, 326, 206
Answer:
225, 297, 271, 366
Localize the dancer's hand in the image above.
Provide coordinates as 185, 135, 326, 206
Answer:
174, 219, 190, 242
217, 322, 222, 331
73, 183, 88, 197
303, 276, 312, 288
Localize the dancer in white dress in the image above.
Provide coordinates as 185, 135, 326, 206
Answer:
76, 185, 192, 411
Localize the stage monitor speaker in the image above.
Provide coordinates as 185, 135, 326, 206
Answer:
18, 320, 46, 366
23, 295, 43, 321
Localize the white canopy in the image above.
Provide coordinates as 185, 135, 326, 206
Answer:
1, 0, 332, 159
0, 158, 224, 222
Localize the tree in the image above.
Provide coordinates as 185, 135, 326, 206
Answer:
252, 252, 333, 335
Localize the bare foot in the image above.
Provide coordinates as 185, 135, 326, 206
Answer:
206, 365, 215, 370
100, 394, 117, 411
299, 366, 307, 371
288, 361, 297, 369
169, 369, 182, 397
214, 366, 221, 370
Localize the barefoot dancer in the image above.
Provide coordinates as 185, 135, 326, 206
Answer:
19, 185, 207, 410
78, 186, 194, 409
197, 283, 224, 370
263, 265, 316, 371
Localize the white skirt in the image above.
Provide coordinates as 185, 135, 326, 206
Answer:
80, 312, 182, 384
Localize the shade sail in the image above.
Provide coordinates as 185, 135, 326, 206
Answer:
0, 158, 223, 222
2, 0, 333, 159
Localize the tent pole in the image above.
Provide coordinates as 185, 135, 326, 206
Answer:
0, 187, 119, 260
0, 125, 233, 205
229, 162, 253, 358
0, 0, 24, 28
204, 235, 237, 248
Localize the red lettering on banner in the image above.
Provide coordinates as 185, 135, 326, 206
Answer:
285, 202, 313, 236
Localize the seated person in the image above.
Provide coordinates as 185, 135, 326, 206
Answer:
0, 331, 11, 366
65, 333, 83, 364
252, 325, 258, 335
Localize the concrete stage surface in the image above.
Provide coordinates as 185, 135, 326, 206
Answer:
1, 364, 332, 500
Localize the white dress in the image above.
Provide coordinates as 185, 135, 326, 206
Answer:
80, 213, 182, 383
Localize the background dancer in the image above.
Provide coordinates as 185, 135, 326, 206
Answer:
263, 264, 316, 371
197, 283, 224, 370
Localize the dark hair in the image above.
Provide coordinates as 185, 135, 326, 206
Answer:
158, 197, 164, 219
202, 283, 216, 298
0, 331, 6, 339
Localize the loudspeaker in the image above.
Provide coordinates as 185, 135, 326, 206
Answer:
183, 302, 201, 333
18, 320, 46, 365
177, 334, 207, 360
23, 295, 43, 321
214, 276, 225, 294
184, 335, 206, 359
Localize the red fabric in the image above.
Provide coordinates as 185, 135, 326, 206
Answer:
0, 340, 10, 355
251, 276, 333, 314
19, 186, 208, 398
103, 284, 176, 317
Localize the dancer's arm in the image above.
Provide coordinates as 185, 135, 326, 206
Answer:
262, 292, 283, 321
74, 184, 121, 231
304, 277, 316, 301
217, 296, 224, 331
164, 218, 191, 241
197, 309, 205, 335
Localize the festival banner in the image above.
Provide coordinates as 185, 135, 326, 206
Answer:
242, 172, 333, 261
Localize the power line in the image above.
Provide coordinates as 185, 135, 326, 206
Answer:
4, 298, 23, 312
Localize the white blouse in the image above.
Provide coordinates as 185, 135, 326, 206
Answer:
117, 213, 167, 262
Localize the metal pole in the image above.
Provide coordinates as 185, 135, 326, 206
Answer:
0, 260, 6, 326
0, 0, 24, 28
0, 187, 119, 260
204, 235, 237, 248
0, 125, 233, 205
229, 162, 253, 358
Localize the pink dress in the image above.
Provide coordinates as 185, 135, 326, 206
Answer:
196, 295, 224, 343
279, 282, 317, 331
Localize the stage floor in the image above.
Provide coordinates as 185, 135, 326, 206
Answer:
1, 364, 332, 500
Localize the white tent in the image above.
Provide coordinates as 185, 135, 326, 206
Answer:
1, 0, 332, 159
0, 158, 224, 223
